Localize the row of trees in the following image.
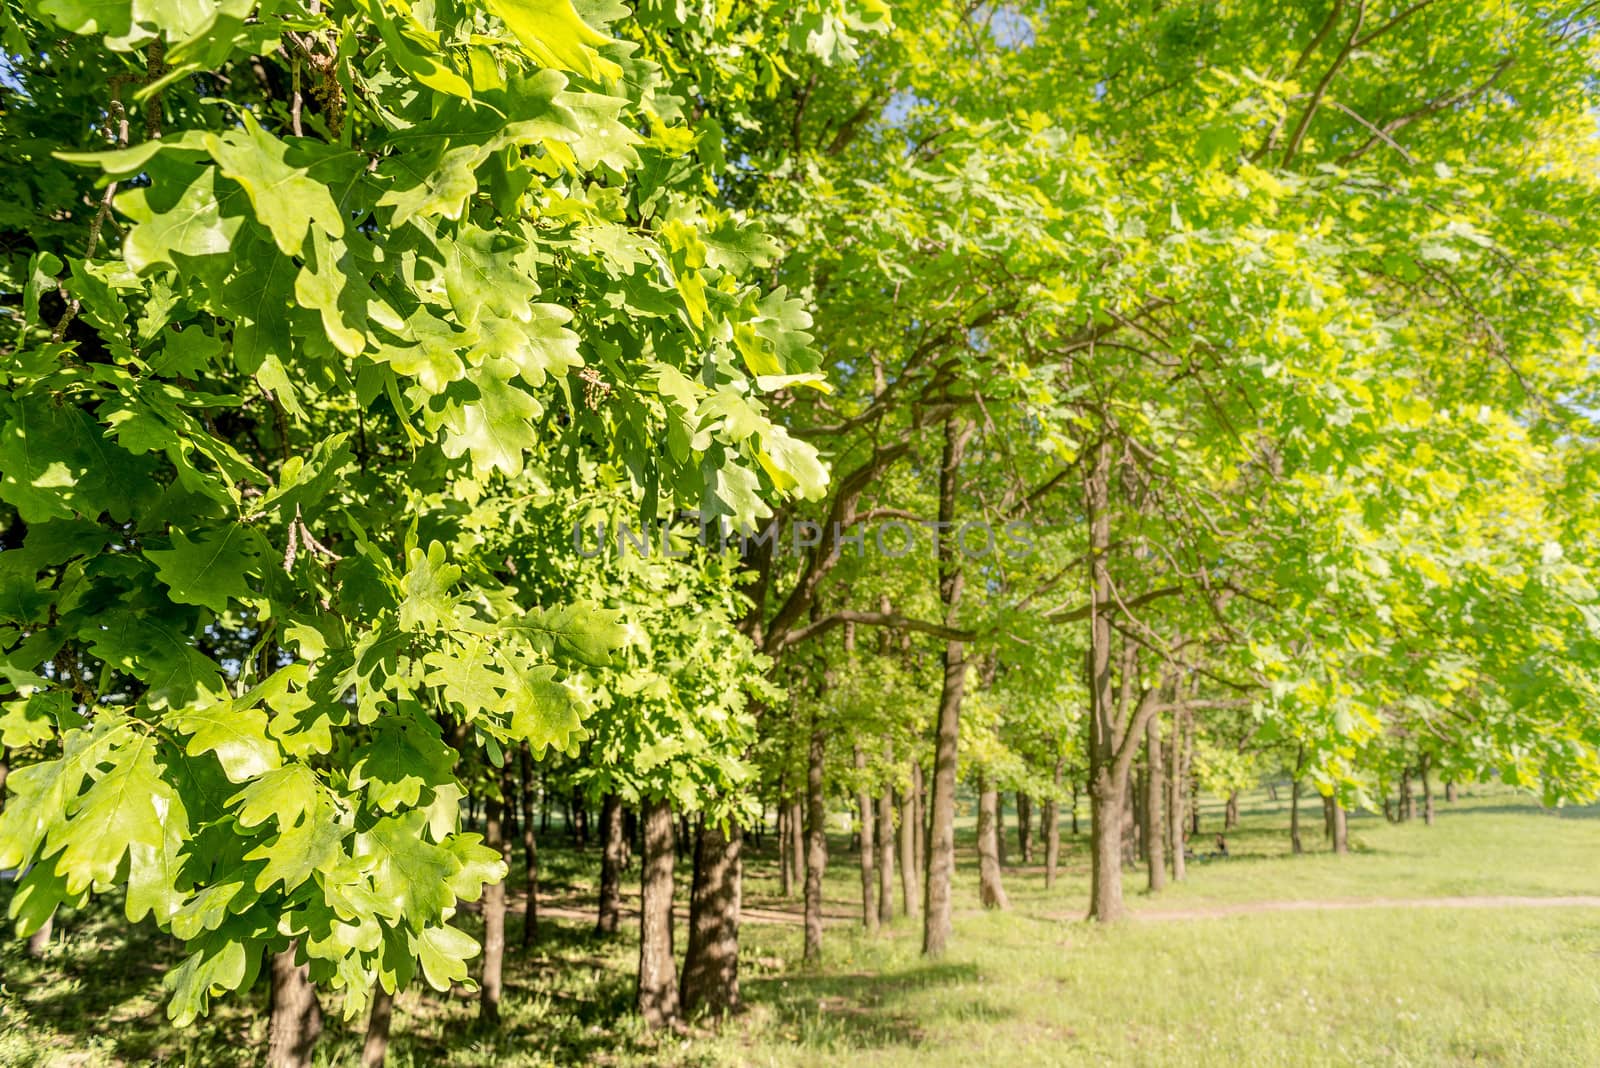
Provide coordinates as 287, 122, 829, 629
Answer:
5, 0, 1600, 1063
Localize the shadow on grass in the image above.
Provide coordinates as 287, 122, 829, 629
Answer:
742, 960, 990, 1050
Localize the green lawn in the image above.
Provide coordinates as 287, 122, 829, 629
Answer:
4, 786, 1599, 1067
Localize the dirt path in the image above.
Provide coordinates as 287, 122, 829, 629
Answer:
513, 890, 847, 928
508, 890, 1600, 928
1124, 895, 1600, 922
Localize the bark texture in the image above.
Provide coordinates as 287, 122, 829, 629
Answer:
1290, 778, 1304, 855
777, 800, 793, 897
519, 742, 539, 948
876, 785, 896, 926
26, 912, 52, 958
1145, 712, 1166, 892
266, 944, 323, 1068
1043, 757, 1063, 889
922, 418, 970, 957
681, 821, 742, 1018
897, 786, 919, 917
637, 798, 679, 1028
788, 799, 806, 898
479, 782, 507, 1026
976, 779, 1010, 909
1166, 708, 1187, 882
596, 792, 625, 935
803, 719, 828, 964
360, 987, 393, 1068
853, 746, 877, 933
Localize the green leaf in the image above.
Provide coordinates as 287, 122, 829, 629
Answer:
359, 0, 475, 101
164, 915, 266, 1026
485, 0, 621, 82
227, 763, 323, 829
52, 733, 166, 895
439, 225, 539, 325
8, 857, 80, 937
756, 425, 829, 500
82, 616, 228, 710
246, 812, 345, 894
126, 802, 191, 925
440, 371, 542, 478
354, 809, 459, 921
411, 922, 481, 990
503, 601, 629, 666
503, 660, 584, 753
398, 542, 461, 631
204, 113, 344, 255
117, 160, 246, 277
0, 691, 64, 748
36, 0, 132, 44
170, 702, 283, 783
349, 721, 456, 812
470, 304, 583, 387
0, 394, 132, 523
145, 526, 266, 614
293, 229, 371, 357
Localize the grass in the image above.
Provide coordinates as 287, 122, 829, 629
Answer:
4, 785, 1600, 1066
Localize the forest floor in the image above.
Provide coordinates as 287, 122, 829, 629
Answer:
4, 786, 1600, 1067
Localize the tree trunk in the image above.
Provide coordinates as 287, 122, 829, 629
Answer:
1331, 797, 1349, 855
1167, 707, 1187, 882
1401, 769, 1415, 822
995, 789, 1007, 867
1087, 770, 1124, 922
518, 743, 539, 948
803, 719, 827, 964
1189, 750, 1201, 835
1323, 793, 1334, 841
921, 638, 966, 956
637, 797, 679, 1028
1145, 713, 1166, 892
789, 799, 806, 898
1421, 754, 1435, 825
360, 987, 393, 1068
681, 821, 742, 1019
1290, 778, 1303, 855
1084, 438, 1139, 924
922, 417, 970, 957
780, 799, 793, 889
1133, 765, 1149, 866
597, 792, 625, 935
1044, 757, 1063, 889
853, 747, 877, 933
1016, 792, 1032, 864
1446, 780, 1458, 803
897, 787, 919, 917
574, 789, 589, 848
539, 765, 550, 835
1120, 774, 1139, 870
976, 777, 1009, 909
1266, 782, 1279, 802
876, 784, 895, 926
910, 761, 926, 881
480, 776, 508, 1026
266, 944, 323, 1068
1224, 789, 1240, 830
1071, 781, 1080, 836
26, 912, 52, 958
